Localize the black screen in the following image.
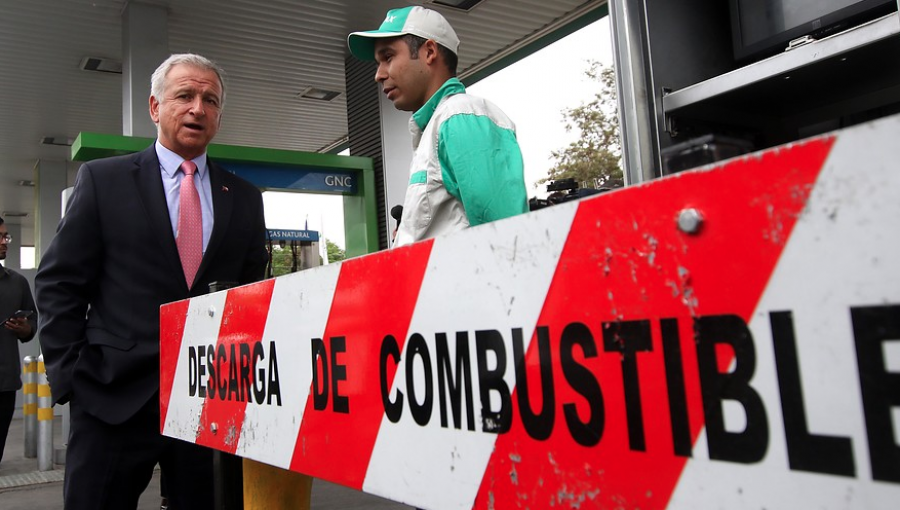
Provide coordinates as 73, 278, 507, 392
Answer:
738, 0, 860, 47
731, 0, 896, 61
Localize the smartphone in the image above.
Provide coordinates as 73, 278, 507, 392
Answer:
6, 310, 33, 322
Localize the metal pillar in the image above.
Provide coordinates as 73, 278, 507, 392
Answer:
122, 1, 168, 137
213, 452, 244, 510
34, 160, 67, 261
206, 281, 244, 510
22, 356, 37, 458
376, 91, 414, 240
36, 355, 53, 471
345, 54, 410, 249
608, 0, 659, 183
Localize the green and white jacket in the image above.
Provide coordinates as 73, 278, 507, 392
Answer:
394, 78, 528, 247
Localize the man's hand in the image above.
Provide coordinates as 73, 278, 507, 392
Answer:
4, 317, 33, 339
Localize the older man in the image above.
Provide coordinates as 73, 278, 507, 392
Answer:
36, 53, 267, 510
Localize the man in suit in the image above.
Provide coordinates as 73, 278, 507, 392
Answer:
35, 53, 268, 510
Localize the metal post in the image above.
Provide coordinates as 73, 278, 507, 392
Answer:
208, 281, 244, 510
609, 0, 660, 184
22, 355, 37, 458
213, 452, 244, 510
36, 354, 54, 471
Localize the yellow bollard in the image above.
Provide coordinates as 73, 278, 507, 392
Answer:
23, 356, 37, 458
242, 458, 312, 509
37, 355, 54, 471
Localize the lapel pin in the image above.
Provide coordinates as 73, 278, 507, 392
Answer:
221, 186, 229, 192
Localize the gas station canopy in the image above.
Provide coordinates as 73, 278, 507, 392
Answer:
0, 0, 606, 247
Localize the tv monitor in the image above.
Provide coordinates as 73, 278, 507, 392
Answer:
729, 0, 898, 62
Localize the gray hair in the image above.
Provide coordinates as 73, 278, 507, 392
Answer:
150, 53, 227, 108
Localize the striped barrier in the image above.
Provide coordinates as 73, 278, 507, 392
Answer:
22, 355, 36, 459
36, 355, 54, 471
161, 113, 900, 509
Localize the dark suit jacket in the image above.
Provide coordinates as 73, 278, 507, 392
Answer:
35, 145, 268, 425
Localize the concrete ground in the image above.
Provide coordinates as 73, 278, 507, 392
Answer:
0, 415, 413, 509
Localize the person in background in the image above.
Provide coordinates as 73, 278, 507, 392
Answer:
0, 216, 36, 466
349, 6, 528, 247
35, 53, 268, 510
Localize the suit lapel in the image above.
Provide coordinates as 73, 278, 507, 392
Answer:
132, 147, 185, 284
197, 160, 234, 286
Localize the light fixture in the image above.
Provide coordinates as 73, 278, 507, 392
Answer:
41, 137, 74, 146
2, 211, 28, 218
298, 87, 341, 102
426, 0, 485, 11
17, 180, 35, 187
79, 56, 123, 74
319, 136, 349, 154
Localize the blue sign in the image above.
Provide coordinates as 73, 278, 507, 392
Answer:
222, 163, 357, 194
267, 229, 320, 242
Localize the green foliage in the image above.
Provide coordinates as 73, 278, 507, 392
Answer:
538, 61, 624, 190
268, 245, 296, 278
326, 239, 346, 263
268, 239, 345, 277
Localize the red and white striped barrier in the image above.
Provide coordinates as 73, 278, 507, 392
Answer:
161, 113, 900, 509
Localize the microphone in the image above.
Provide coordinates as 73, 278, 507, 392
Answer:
390, 205, 403, 225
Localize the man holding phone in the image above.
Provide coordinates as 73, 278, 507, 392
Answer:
0, 215, 37, 465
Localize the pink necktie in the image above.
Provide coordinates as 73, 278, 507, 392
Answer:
176, 160, 202, 287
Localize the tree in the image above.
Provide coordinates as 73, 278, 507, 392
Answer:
268, 244, 296, 277
326, 239, 345, 263
538, 61, 624, 190
268, 239, 345, 276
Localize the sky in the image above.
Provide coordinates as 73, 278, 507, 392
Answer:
262, 16, 614, 251
468, 17, 614, 197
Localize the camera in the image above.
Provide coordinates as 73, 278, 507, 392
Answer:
528, 178, 610, 211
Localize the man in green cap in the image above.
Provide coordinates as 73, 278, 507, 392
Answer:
349, 6, 528, 247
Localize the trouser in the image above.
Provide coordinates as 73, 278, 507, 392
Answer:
64, 394, 214, 510
0, 390, 16, 463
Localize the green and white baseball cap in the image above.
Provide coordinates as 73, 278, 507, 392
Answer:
348, 6, 460, 61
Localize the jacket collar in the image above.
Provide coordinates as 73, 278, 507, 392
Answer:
411, 77, 465, 132
155, 141, 209, 179
198, 163, 233, 289
133, 146, 183, 283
